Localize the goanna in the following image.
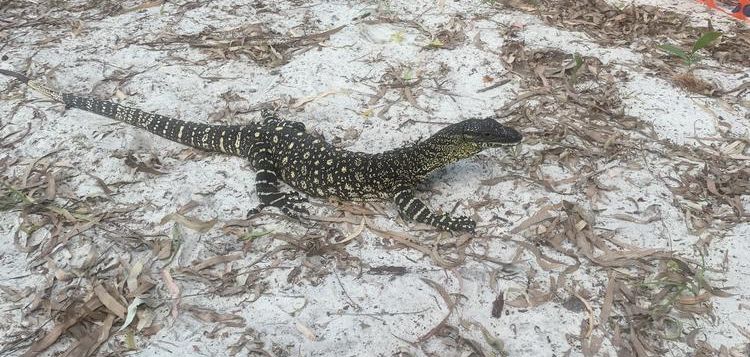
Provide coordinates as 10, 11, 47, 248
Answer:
0, 69, 522, 232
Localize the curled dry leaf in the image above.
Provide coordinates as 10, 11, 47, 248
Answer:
156, 238, 172, 260
160, 212, 217, 233
571, 289, 595, 338
117, 297, 145, 332
161, 269, 181, 319
511, 203, 559, 234
337, 217, 366, 244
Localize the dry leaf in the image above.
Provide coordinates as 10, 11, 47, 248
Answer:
295, 321, 317, 341
161, 269, 181, 319
160, 212, 217, 232
491, 292, 504, 318
118, 297, 145, 332
184, 304, 245, 326
93, 284, 126, 319
23, 297, 103, 356
192, 253, 242, 271
126, 259, 144, 295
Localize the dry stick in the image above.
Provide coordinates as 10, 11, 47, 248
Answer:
477, 78, 511, 93
494, 89, 548, 117
416, 278, 457, 344
333, 270, 360, 309
0, 122, 31, 148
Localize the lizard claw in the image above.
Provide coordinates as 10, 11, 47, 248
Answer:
250, 191, 310, 219
280, 202, 310, 218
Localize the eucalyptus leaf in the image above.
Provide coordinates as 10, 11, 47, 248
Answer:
118, 296, 145, 332
692, 31, 721, 53
658, 44, 688, 60
571, 53, 584, 74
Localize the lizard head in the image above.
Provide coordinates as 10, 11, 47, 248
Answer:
433, 117, 523, 149
395, 117, 523, 179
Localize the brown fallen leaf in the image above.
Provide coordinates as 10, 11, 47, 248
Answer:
93, 284, 126, 319
162, 269, 181, 319
160, 212, 217, 232
121, 0, 164, 14
571, 288, 595, 338
368, 265, 407, 275
63, 313, 116, 357
291, 89, 339, 109
491, 292, 504, 318
506, 277, 557, 308
511, 203, 560, 234
184, 304, 245, 326
23, 297, 103, 356
126, 259, 144, 295
192, 253, 243, 271
599, 272, 617, 325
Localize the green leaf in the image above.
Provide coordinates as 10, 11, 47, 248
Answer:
692, 31, 721, 53
572, 53, 584, 72
427, 38, 444, 48
390, 31, 405, 44
658, 44, 688, 60
574, 53, 583, 66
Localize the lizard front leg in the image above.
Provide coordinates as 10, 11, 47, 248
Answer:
393, 188, 476, 232
261, 109, 305, 132
248, 143, 309, 218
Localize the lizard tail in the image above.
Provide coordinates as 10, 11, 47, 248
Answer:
0, 69, 64, 102
0, 69, 30, 83
0, 68, 253, 156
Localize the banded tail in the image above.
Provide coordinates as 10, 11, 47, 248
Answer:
0, 69, 251, 156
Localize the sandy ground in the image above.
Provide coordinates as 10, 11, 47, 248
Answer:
0, 1, 748, 356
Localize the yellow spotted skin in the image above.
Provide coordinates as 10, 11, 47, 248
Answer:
2, 70, 522, 232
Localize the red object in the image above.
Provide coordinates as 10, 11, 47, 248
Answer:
696, 0, 750, 21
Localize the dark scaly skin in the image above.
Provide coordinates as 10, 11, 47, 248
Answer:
0, 69, 522, 232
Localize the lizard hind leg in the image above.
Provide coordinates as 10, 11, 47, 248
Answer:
393, 188, 476, 233
248, 145, 310, 219
248, 187, 310, 218
260, 108, 282, 124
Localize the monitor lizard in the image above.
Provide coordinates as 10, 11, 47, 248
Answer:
0, 69, 522, 232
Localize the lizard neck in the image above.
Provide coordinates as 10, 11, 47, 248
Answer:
378, 137, 482, 183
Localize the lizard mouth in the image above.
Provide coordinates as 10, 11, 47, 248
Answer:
480, 137, 523, 149
479, 125, 523, 148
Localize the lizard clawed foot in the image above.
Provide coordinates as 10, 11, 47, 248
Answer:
248, 191, 310, 219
